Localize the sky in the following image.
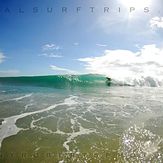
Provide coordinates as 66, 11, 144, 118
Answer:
0, 0, 163, 79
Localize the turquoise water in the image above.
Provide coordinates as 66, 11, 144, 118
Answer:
0, 75, 163, 162
0, 74, 108, 89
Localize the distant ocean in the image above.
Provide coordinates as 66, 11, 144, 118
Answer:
0, 74, 163, 162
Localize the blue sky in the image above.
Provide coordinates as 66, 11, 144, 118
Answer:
0, 0, 163, 77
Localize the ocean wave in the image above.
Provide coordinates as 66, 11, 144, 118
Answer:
0, 74, 162, 88
0, 74, 106, 88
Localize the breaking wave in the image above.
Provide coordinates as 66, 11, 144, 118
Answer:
0, 74, 162, 88
111, 76, 163, 87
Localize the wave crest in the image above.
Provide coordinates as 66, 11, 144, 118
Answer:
111, 76, 163, 87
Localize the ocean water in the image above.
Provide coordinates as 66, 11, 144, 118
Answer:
0, 75, 163, 163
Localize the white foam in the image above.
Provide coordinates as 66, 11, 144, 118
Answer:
112, 76, 163, 87
55, 129, 67, 135
24, 103, 33, 111
70, 119, 75, 126
34, 147, 40, 152
63, 96, 78, 106
58, 160, 64, 163
14, 94, 33, 101
0, 96, 76, 148
63, 124, 96, 151
0, 93, 33, 103
96, 117, 101, 122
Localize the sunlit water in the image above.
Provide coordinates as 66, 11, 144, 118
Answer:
0, 85, 163, 162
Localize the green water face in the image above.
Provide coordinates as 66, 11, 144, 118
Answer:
0, 85, 163, 163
